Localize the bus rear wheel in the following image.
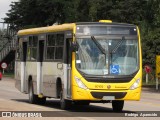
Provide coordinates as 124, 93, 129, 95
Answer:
60, 91, 71, 110
28, 81, 46, 104
112, 100, 124, 112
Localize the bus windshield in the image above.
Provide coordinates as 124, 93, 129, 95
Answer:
75, 36, 139, 76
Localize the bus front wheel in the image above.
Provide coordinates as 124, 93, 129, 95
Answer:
60, 91, 71, 110
112, 100, 124, 112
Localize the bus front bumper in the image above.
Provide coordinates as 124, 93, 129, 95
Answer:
72, 85, 141, 101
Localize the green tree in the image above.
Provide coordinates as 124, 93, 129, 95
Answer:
141, 0, 160, 67
142, 29, 160, 68
4, 0, 67, 29
108, 0, 147, 24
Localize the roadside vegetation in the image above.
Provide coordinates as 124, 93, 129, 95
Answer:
3, 0, 160, 84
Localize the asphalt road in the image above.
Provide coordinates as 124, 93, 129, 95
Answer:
0, 77, 160, 120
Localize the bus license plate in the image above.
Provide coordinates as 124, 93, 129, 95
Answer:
102, 96, 115, 100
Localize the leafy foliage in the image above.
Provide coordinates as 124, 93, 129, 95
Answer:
3, 0, 160, 69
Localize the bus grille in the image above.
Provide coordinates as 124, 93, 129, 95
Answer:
90, 92, 127, 99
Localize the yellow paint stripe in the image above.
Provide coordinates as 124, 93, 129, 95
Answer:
18, 23, 75, 36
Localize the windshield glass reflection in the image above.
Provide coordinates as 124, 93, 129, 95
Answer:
76, 37, 138, 76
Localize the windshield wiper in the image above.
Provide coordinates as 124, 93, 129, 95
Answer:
111, 36, 125, 54
91, 36, 106, 55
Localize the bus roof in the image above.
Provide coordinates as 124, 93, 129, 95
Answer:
17, 23, 75, 36
18, 22, 137, 36
76, 22, 136, 27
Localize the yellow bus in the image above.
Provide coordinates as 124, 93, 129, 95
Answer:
15, 20, 142, 111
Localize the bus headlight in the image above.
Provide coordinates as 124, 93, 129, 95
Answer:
130, 78, 141, 90
75, 76, 88, 90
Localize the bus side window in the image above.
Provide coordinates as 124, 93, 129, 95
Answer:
16, 38, 21, 60
16, 48, 20, 60
46, 34, 64, 60
55, 34, 64, 60
46, 34, 56, 60
64, 38, 72, 65
22, 42, 27, 62
27, 36, 38, 61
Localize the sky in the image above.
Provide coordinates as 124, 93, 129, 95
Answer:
0, 0, 18, 28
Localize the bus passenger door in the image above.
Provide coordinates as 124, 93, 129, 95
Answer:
64, 38, 72, 99
21, 41, 27, 93
37, 40, 44, 95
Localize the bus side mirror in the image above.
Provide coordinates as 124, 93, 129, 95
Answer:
71, 42, 78, 52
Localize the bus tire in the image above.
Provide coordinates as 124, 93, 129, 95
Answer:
60, 91, 71, 110
29, 81, 38, 104
112, 100, 124, 112
37, 97, 46, 105
29, 81, 46, 105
